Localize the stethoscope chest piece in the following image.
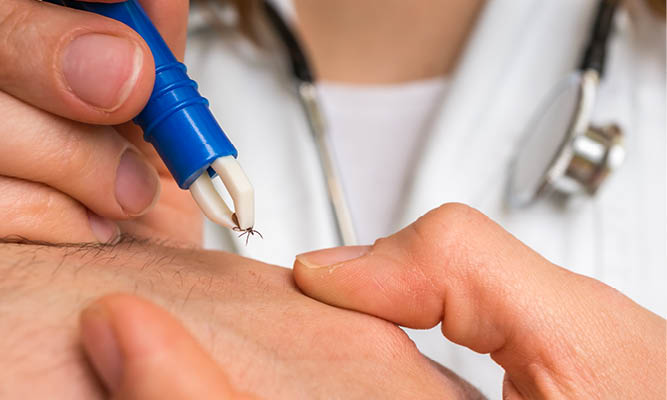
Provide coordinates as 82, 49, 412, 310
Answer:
507, 70, 625, 208
508, 0, 625, 209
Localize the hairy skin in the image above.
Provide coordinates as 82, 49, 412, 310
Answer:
0, 238, 483, 399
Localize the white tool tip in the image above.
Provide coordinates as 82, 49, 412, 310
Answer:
189, 156, 255, 231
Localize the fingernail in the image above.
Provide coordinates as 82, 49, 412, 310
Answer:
63, 33, 143, 111
87, 211, 120, 244
80, 304, 123, 392
296, 245, 371, 269
115, 150, 160, 216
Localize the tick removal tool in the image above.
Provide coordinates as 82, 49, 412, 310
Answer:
47, 0, 257, 238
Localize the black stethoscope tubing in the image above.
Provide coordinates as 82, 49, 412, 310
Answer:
581, 0, 619, 77
261, 0, 315, 83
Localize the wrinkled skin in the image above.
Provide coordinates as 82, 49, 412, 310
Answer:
0, 239, 482, 399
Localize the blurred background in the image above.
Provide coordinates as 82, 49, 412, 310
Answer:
186, 1, 666, 397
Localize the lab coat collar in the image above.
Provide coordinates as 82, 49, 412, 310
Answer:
396, 0, 601, 229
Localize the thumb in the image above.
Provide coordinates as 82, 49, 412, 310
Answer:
80, 293, 255, 400
293, 203, 665, 399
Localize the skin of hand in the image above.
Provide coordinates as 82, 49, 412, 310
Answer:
293, 203, 667, 399
0, 240, 484, 400
0, 0, 201, 245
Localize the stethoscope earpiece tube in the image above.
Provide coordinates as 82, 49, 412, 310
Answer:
261, 0, 357, 246
261, 0, 315, 83
579, 0, 619, 77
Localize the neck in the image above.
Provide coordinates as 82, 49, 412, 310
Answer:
292, 0, 485, 84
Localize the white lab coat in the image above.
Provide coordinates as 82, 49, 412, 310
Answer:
186, 1, 666, 397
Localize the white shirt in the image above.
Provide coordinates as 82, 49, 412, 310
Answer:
318, 79, 449, 244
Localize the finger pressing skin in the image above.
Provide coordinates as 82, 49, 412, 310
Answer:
0, 0, 156, 124
0, 176, 119, 243
293, 203, 666, 399
80, 294, 255, 400
1, 91, 160, 219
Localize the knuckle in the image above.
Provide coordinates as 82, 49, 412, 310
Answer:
0, 4, 34, 84
416, 202, 491, 252
41, 123, 113, 187
0, 178, 81, 234
31, 182, 77, 218
0, 4, 31, 45
369, 205, 491, 309
57, 124, 95, 173
407, 203, 499, 287
28, 121, 83, 181
430, 202, 485, 229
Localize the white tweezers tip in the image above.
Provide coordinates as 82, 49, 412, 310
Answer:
189, 155, 255, 231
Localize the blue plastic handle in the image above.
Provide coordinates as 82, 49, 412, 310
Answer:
45, 0, 238, 189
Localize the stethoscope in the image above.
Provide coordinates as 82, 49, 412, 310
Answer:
262, 1, 358, 246
507, 0, 624, 208
261, 0, 624, 246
